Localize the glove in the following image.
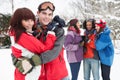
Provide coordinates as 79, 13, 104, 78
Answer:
53, 15, 65, 27
30, 55, 42, 66
15, 57, 33, 74
47, 21, 58, 31
11, 54, 42, 74
47, 15, 65, 31
84, 36, 89, 43
79, 41, 85, 47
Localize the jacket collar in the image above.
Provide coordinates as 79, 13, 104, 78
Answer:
68, 26, 80, 34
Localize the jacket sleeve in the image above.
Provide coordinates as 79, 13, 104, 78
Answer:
95, 34, 111, 50
13, 33, 56, 56
39, 28, 65, 64
64, 32, 79, 51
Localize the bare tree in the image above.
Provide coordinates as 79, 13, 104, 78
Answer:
11, 0, 14, 13
61, 0, 120, 47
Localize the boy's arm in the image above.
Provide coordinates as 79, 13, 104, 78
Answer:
40, 28, 64, 64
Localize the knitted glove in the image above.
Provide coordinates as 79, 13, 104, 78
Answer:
15, 57, 33, 74
30, 54, 42, 66
11, 54, 42, 74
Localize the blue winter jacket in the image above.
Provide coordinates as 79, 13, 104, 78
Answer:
95, 26, 114, 66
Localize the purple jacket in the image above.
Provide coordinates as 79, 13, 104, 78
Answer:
64, 30, 83, 63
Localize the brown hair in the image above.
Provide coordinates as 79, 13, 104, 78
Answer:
9, 8, 35, 42
68, 19, 80, 33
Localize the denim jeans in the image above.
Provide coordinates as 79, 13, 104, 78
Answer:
83, 58, 100, 80
69, 62, 81, 80
62, 76, 70, 80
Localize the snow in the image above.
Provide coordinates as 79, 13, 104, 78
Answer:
0, 49, 14, 80
105, 0, 120, 3
0, 47, 120, 80
0, 0, 120, 79
106, 15, 120, 20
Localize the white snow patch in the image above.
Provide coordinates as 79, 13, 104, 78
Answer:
0, 47, 120, 80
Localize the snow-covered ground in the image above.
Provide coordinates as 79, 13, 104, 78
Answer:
0, 49, 14, 80
0, 48, 120, 80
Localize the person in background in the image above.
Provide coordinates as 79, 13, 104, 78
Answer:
95, 19, 114, 80
83, 19, 100, 80
64, 19, 84, 80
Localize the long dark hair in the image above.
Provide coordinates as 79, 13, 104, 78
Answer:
9, 8, 35, 42
83, 19, 95, 30
73, 24, 80, 33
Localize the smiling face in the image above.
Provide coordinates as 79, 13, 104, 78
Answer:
37, 9, 53, 26
86, 21, 92, 30
76, 21, 81, 29
22, 19, 34, 31
95, 25, 101, 32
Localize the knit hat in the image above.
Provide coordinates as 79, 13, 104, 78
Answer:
95, 19, 106, 29
69, 19, 78, 26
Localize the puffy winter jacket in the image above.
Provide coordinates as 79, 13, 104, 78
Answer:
11, 32, 56, 80
95, 26, 114, 66
84, 29, 99, 60
39, 29, 68, 80
39, 48, 68, 80
64, 26, 83, 63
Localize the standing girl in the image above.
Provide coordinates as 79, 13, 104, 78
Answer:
64, 19, 83, 80
83, 19, 100, 80
95, 19, 114, 80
